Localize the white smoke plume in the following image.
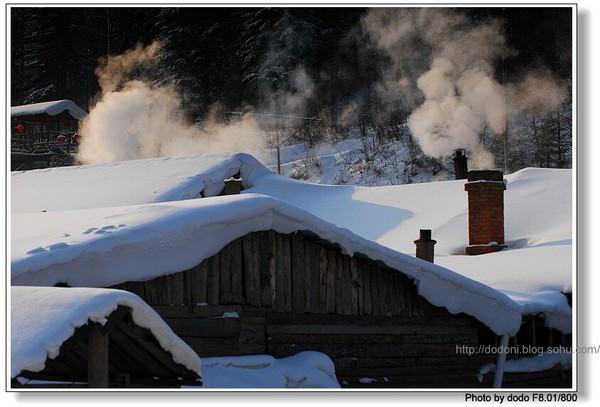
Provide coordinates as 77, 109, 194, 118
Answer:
362, 8, 508, 169
508, 69, 564, 116
78, 41, 264, 165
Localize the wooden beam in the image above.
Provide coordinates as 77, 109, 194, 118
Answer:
88, 324, 109, 388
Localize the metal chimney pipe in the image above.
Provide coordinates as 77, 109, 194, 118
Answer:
453, 149, 468, 180
224, 178, 242, 195
414, 229, 437, 263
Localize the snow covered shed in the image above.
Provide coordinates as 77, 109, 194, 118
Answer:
11, 287, 202, 388
11, 153, 573, 389
10, 100, 87, 170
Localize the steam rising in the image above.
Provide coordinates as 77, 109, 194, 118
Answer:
362, 8, 507, 169
78, 41, 263, 165
509, 69, 564, 115
78, 10, 567, 172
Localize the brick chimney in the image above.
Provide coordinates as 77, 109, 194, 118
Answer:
453, 149, 468, 180
464, 170, 506, 255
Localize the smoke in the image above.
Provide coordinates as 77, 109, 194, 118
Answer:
78, 41, 264, 165
508, 69, 564, 116
362, 8, 508, 169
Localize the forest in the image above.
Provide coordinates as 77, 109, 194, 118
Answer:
10, 6, 573, 175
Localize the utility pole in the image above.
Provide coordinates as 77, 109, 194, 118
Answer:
276, 127, 282, 175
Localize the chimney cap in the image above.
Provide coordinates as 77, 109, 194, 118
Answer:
454, 149, 466, 157
467, 170, 503, 182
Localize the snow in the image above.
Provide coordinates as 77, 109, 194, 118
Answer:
11, 99, 88, 121
11, 157, 523, 336
9, 151, 573, 386
11, 152, 268, 213
10, 286, 201, 378
199, 352, 340, 388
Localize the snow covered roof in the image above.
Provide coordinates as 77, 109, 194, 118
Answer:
11, 286, 201, 379
10, 153, 573, 336
11, 100, 88, 121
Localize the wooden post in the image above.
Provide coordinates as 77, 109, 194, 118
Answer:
88, 324, 109, 388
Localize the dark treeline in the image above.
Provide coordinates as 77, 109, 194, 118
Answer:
10, 6, 573, 172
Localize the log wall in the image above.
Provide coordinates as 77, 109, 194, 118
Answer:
112, 230, 572, 388
116, 230, 447, 318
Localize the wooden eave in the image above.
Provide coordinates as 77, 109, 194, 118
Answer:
13, 305, 201, 388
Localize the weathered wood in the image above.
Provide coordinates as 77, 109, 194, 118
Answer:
242, 233, 260, 306
230, 238, 243, 304
124, 281, 146, 301
335, 356, 478, 369
281, 234, 293, 312
268, 332, 476, 345
334, 251, 344, 314
219, 242, 232, 304
268, 342, 464, 358
153, 304, 243, 318
164, 317, 241, 338
339, 365, 484, 378
266, 323, 476, 336
342, 256, 353, 315
169, 271, 186, 306
391, 273, 404, 316
265, 312, 476, 327
207, 255, 220, 305
189, 261, 208, 306
350, 257, 359, 315
362, 258, 372, 316
326, 249, 336, 314
304, 240, 320, 314
143, 275, 171, 306
259, 231, 273, 308
291, 233, 305, 313
318, 246, 328, 314
88, 325, 109, 387
382, 266, 393, 316
194, 304, 243, 317
184, 337, 240, 357
152, 305, 191, 318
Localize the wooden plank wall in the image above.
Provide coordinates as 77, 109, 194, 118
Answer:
111, 229, 573, 388
109, 230, 487, 386
116, 230, 447, 319
265, 312, 481, 388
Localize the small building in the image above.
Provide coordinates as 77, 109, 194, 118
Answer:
11, 286, 202, 388
10, 153, 573, 389
10, 100, 87, 170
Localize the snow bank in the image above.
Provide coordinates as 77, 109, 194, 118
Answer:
199, 352, 340, 388
11, 99, 88, 120
11, 286, 201, 378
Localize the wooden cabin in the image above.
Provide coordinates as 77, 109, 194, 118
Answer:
111, 229, 572, 388
12, 306, 200, 388
10, 100, 87, 170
